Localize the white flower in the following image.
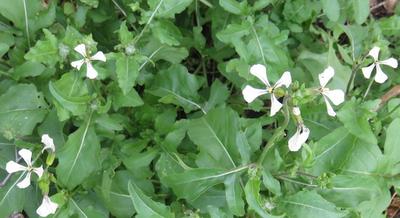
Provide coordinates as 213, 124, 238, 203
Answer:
288, 124, 310, 152
361, 46, 398, 84
318, 66, 345, 117
71, 43, 106, 79
5, 149, 43, 189
41, 134, 55, 153
36, 195, 58, 217
242, 64, 292, 116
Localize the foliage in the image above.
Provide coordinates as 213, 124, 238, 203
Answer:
0, 0, 399, 217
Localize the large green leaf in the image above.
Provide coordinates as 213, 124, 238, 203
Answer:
219, 0, 248, 15
279, 190, 347, 218
0, 84, 47, 140
128, 180, 175, 218
56, 115, 101, 189
352, 0, 369, 24
149, 64, 203, 113
0, 173, 27, 217
383, 118, 400, 165
224, 174, 245, 216
148, 0, 193, 18
321, 0, 340, 22
311, 127, 382, 175
187, 107, 241, 168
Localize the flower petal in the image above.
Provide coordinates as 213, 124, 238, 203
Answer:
361, 64, 375, 79
74, 44, 87, 57
36, 195, 58, 217
288, 125, 310, 152
17, 172, 31, 189
323, 96, 336, 116
90, 51, 106, 62
86, 62, 98, 79
323, 89, 344, 105
270, 94, 283, 116
18, 149, 32, 166
41, 134, 55, 152
379, 58, 398, 68
6, 161, 27, 173
374, 64, 388, 84
242, 85, 268, 103
274, 71, 292, 88
292, 107, 301, 116
33, 166, 44, 178
250, 64, 270, 87
71, 59, 85, 70
368, 46, 380, 61
318, 66, 335, 88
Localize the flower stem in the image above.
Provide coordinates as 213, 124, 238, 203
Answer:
256, 97, 290, 166
363, 78, 375, 100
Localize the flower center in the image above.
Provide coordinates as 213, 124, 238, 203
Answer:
267, 87, 274, 93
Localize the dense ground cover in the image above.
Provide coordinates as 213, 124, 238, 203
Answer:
1, 0, 400, 217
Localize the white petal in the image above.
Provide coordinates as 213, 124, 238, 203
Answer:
323, 89, 345, 105
74, 44, 87, 57
318, 66, 335, 88
292, 107, 301, 116
288, 125, 310, 152
86, 62, 98, 79
379, 58, 398, 68
323, 96, 336, 116
18, 149, 32, 166
6, 161, 27, 173
250, 64, 270, 87
242, 85, 268, 103
274, 71, 292, 88
36, 195, 58, 217
374, 64, 388, 84
368, 46, 380, 61
71, 59, 85, 70
41, 134, 55, 152
90, 51, 106, 62
33, 166, 44, 178
17, 172, 31, 189
361, 64, 375, 79
270, 94, 283, 117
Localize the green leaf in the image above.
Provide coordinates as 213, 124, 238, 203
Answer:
224, 174, 245, 216
279, 190, 347, 218
219, 0, 247, 15
204, 79, 230, 112
383, 118, 400, 165
352, 0, 369, 24
311, 127, 382, 175
56, 114, 101, 189
322, 0, 340, 22
49, 72, 90, 118
148, 0, 193, 18
0, 84, 47, 140
118, 21, 134, 46
115, 53, 140, 95
80, 0, 99, 8
25, 29, 60, 66
11, 61, 45, 80
245, 177, 281, 218
149, 64, 203, 113
128, 180, 175, 218
337, 99, 377, 145
187, 107, 240, 168
152, 20, 183, 46
0, 173, 26, 217
111, 87, 144, 110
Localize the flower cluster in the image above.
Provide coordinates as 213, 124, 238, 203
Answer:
242, 46, 398, 152
5, 134, 58, 217
242, 64, 344, 151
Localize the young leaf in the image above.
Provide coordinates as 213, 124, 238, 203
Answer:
128, 180, 175, 218
56, 114, 100, 189
25, 29, 60, 66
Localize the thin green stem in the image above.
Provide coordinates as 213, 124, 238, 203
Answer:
379, 103, 400, 121
346, 54, 367, 96
133, 0, 163, 44
257, 97, 290, 166
362, 78, 374, 100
